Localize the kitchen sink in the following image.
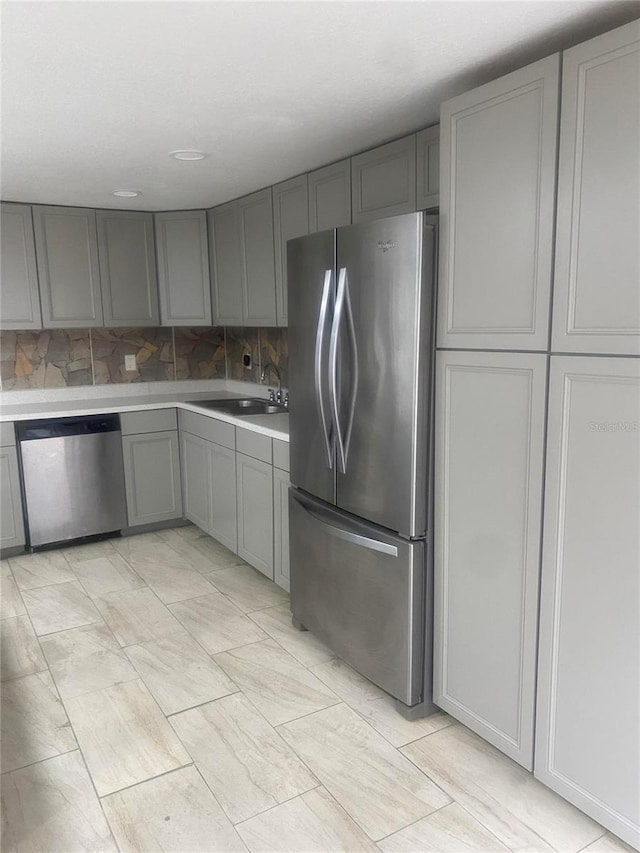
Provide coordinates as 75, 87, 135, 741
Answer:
186, 398, 288, 416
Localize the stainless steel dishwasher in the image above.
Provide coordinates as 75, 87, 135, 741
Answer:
16, 414, 127, 548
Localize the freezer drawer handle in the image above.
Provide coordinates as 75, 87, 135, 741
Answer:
315, 269, 334, 468
330, 267, 359, 474
298, 499, 398, 557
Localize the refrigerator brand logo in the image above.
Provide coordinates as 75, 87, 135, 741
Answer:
377, 240, 397, 253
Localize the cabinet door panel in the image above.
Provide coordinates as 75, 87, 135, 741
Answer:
273, 467, 290, 592
0, 445, 26, 550
308, 159, 351, 232
552, 21, 640, 355
181, 431, 212, 534
535, 357, 640, 847
210, 442, 238, 553
122, 431, 182, 527
416, 125, 440, 210
434, 350, 547, 768
97, 210, 159, 326
238, 189, 277, 326
0, 203, 42, 330
236, 453, 273, 578
33, 206, 103, 327
273, 176, 309, 326
209, 201, 243, 325
351, 135, 416, 223
438, 55, 559, 350
155, 211, 211, 326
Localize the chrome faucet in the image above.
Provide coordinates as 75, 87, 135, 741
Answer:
260, 362, 284, 404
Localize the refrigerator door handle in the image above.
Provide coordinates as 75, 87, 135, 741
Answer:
315, 269, 334, 468
329, 267, 347, 473
343, 268, 359, 470
296, 496, 399, 557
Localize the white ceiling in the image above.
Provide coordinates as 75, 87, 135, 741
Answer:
1, 0, 637, 211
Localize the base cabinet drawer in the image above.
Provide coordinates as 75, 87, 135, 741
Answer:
236, 452, 273, 578
0, 444, 26, 551
122, 431, 182, 527
273, 467, 290, 591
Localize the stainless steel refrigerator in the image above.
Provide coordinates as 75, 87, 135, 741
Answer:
287, 212, 438, 712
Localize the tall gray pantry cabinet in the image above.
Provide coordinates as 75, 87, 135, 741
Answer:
435, 19, 640, 849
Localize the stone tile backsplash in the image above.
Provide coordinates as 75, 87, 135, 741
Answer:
0, 327, 288, 391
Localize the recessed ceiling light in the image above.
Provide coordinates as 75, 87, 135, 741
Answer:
169, 149, 207, 161
112, 189, 142, 198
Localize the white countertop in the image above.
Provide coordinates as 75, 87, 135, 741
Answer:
0, 383, 289, 441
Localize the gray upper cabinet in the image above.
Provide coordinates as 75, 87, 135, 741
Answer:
273, 175, 309, 326
209, 200, 243, 325
535, 356, 640, 848
416, 125, 440, 210
434, 350, 547, 769
97, 210, 159, 327
351, 135, 417, 223
155, 210, 211, 326
308, 158, 352, 232
552, 21, 640, 356
238, 189, 277, 326
33, 205, 103, 328
438, 55, 560, 350
0, 203, 42, 330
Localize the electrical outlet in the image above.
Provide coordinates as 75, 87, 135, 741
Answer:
243, 353, 252, 369
124, 354, 137, 372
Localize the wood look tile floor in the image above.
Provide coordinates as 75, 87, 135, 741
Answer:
0, 526, 630, 853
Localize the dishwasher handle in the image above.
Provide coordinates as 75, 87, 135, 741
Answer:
16, 413, 122, 442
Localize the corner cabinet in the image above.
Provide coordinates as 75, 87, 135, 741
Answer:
433, 350, 547, 769
535, 357, 640, 849
120, 409, 182, 529
551, 20, 640, 356
96, 210, 159, 327
33, 205, 103, 328
351, 135, 417, 223
155, 210, 211, 326
272, 176, 309, 326
438, 55, 559, 350
0, 203, 42, 330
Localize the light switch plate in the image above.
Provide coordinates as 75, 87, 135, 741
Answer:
124, 354, 137, 371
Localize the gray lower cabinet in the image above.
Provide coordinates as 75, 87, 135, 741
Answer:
120, 409, 182, 528
351, 135, 417, 223
551, 20, 640, 356
416, 125, 440, 210
308, 159, 351, 232
438, 55, 559, 350
236, 452, 274, 578
0, 437, 26, 552
96, 210, 159, 326
273, 175, 309, 327
0, 203, 42, 330
535, 356, 640, 848
155, 210, 211, 326
33, 205, 103, 328
209, 441, 237, 553
273, 466, 290, 592
181, 430, 212, 533
434, 350, 547, 769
